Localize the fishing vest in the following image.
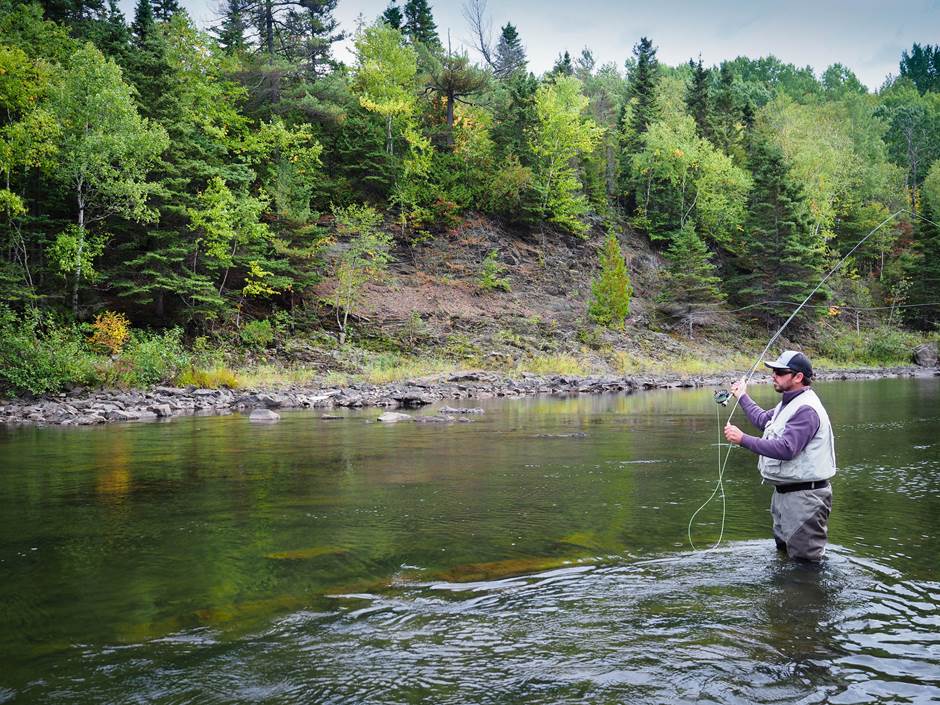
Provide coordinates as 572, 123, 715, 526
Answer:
757, 389, 836, 483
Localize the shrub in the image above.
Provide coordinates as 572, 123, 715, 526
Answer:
0, 306, 97, 395
240, 319, 275, 349
589, 230, 633, 329
88, 310, 131, 355
479, 250, 511, 292
121, 328, 190, 386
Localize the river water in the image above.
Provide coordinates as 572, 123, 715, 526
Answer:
1, 378, 938, 704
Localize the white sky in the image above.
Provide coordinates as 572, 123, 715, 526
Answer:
125, 0, 940, 90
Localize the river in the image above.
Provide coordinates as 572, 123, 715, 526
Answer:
1, 377, 938, 703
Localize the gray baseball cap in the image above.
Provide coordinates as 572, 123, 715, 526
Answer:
764, 350, 813, 378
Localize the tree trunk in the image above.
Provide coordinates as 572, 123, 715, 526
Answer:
72, 190, 85, 319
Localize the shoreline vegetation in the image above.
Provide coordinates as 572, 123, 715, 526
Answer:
1, 351, 936, 427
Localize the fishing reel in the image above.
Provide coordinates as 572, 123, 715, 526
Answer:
714, 390, 732, 406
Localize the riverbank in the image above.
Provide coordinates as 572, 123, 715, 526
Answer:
1, 365, 935, 427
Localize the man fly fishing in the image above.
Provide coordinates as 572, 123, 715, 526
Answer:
722, 351, 836, 562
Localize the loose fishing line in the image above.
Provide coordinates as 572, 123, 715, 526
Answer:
686, 207, 937, 551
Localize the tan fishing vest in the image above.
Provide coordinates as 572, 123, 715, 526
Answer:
757, 389, 836, 483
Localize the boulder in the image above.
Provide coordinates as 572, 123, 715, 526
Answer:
249, 408, 280, 422
913, 342, 938, 367
150, 404, 173, 418
378, 412, 413, 423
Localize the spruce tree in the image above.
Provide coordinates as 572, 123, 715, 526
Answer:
619, 36, 659, 205
657, 223, 724, 337
402, 0, 439, 49
589, 230, 633, 329
151, 0, 181, 22
551, 50, 573, 77
685, 57, 710, 139
709, 62, 745, 162
215, 0, 249, 55
493, 22, 525, 78
736, 136, 826, 328
381, 0, 402, 28
626, 37, 659, 151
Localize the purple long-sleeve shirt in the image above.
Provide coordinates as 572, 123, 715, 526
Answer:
737, 388, 820, 460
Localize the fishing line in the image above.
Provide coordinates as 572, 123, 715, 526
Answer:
687, 207, 915, 551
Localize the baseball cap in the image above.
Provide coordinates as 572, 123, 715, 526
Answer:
764, 350, 813, 378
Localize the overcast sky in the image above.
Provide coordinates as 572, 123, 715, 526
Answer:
139, 0, 940, 91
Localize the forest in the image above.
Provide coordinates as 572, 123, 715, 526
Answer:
1, 0, 939, 394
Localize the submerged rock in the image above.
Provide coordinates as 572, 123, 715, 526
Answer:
378, 412, 413, 423
249, 408, 280, 422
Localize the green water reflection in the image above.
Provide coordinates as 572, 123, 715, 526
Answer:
0, 377, 938, 696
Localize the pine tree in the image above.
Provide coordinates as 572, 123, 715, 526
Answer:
626, 37, 659, 151
402, 0, 439, 49
657, 223, 723, 337
685, 57, 710, 139
151, 0, 181, 22
736, 136, 826, 328
493, 22, 525, 78
215, 0, 249, 55
900, 43, 940, 94
280, 0, 346, 78
381, 0, 402, 28
551, 50, 573, 77
619, 36, 659, 205
491, 70, 538, 162
130, 0, 155, 41
709, 62, 745, 162
589, 230, 633, 328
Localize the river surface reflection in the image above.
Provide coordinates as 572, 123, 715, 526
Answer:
0, 377, 937, 703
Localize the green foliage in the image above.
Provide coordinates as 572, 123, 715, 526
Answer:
479, 250, 510, 292
175, 365, 239, 389
816, 326, 926, 366
240, 319, 275, 349
0, 306, 95, 395
332, 203, 393, 340
118, 327, 189, 386
656, 223, 724, 336
530, 76, 603, 235
589, 230, 633, 329
631, 114, 750, 246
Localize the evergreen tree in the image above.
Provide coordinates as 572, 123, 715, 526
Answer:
426, 46, 488, 145
491, 70, 538, 162
736, 136, 826, 328
151, 0, 181, 22
709, 62, 745, 162
130, 0, 155, 40
685, 57, 710, 139
402, 0, 439, 49
619, 36, 659, 205
215, 0, 249, 55
589, 230, 633, 329
551, 50, 573, 77
381, 0, 402, 28
905, 159, 940, 328
280, 0, 346, 78
493, 22, 525, 78
90, 0, 131, 63
657, 223, 723, 337
626, 37, 659, 150
899, 43, 940, 94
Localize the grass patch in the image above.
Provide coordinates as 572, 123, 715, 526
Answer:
234, 365, 320, 389
610, 351, 757, 376
515, 354, 590, 376
176, 366, 240, 389
360, 353, 460, 384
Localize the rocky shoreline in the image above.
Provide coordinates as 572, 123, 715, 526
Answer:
0, 365, 936, 428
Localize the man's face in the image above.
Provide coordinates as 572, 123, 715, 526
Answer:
771, 368, 803, 393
